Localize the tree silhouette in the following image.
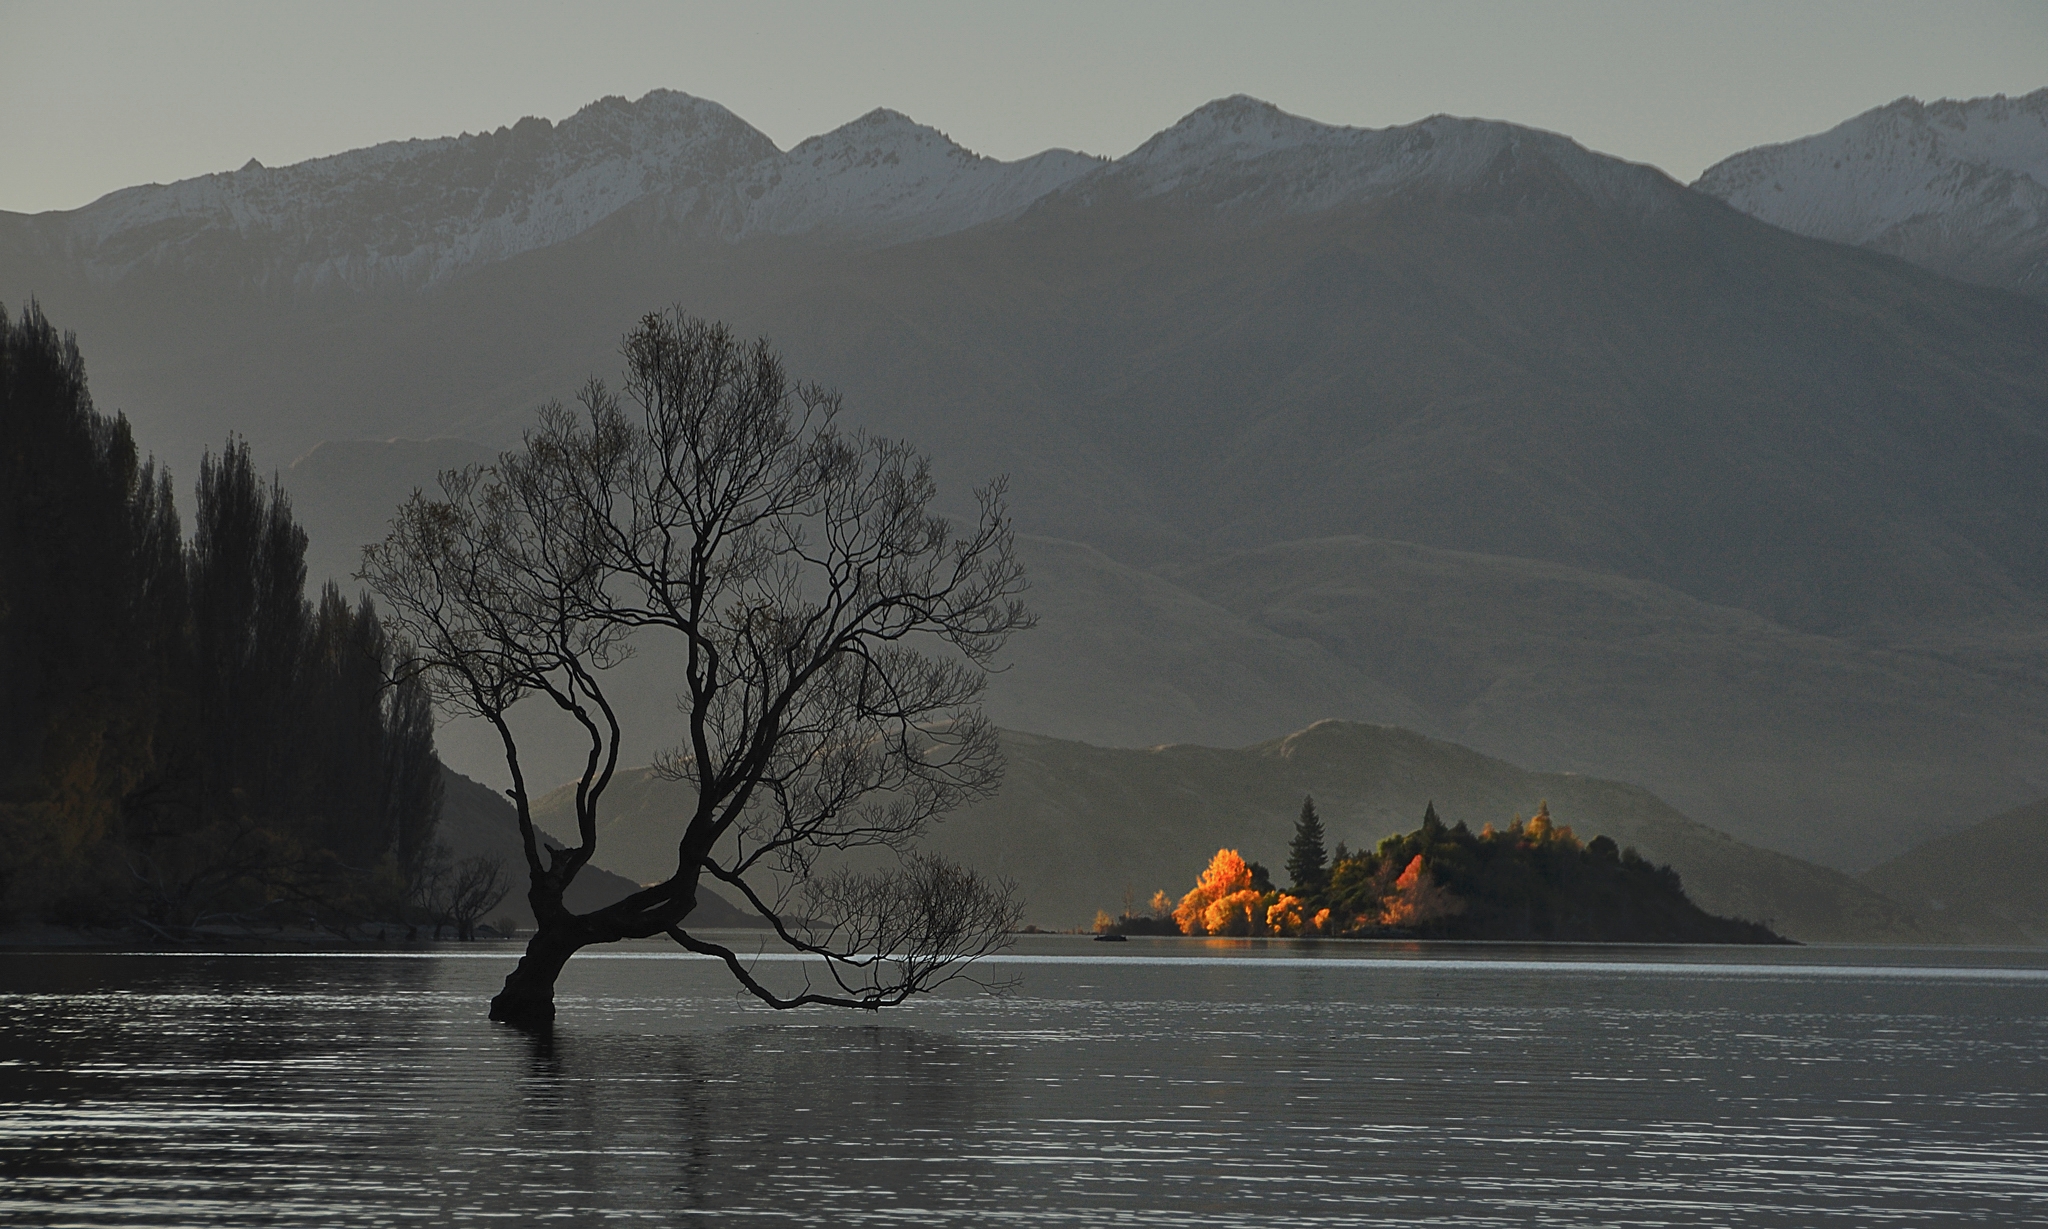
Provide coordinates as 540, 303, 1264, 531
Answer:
2, 302, 441, 929
364, 309, 1031, 1024
1286, 795, 1328, 891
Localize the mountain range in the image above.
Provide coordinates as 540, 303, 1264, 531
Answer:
8, 88, 2041, 309
6, 88, 2047, 905
0, 91, 1099, 295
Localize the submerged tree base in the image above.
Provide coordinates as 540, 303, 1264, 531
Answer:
487, 929, 583, 1026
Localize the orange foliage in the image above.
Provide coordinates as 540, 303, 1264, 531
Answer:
1523, 802, 1579, 849
1265, 893, 1305, 935
1378, 854, 1465, 928
1175, 849, 1255, 934
1312, 908, 1333, 933
1202, 888, 1264, 936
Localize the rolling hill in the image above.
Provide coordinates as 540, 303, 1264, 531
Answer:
1859, 797, 2048, 945
436, 766, 763, 930
529, 722, 1950, 944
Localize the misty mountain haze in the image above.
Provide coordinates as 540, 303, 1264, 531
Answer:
8, 88, 2048, 888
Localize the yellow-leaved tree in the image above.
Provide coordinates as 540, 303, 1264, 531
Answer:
1175, 849, 1261, 935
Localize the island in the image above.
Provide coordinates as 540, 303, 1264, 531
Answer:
1098, 800, 1789, 944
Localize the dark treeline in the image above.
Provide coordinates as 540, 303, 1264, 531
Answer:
0, 302, 455, 934
1109, 798, 1786, 944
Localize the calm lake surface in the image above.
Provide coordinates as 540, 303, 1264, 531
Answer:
3, 938, 2046, 1226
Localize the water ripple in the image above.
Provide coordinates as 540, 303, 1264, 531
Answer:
1, 944, 2044, 1226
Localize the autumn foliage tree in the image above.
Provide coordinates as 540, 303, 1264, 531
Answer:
1172, 849, 1276, 936
1139, 799, 1781, 944
1375, 854, 1464, 927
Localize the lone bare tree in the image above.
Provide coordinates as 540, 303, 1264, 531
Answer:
418, 851, 513, 941
362, 310, 1030, 1024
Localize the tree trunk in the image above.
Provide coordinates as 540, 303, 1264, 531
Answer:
488, 924, 582, 1026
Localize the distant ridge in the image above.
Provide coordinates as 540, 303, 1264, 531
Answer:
529, 721, 1952, 943
1, 91, 1680, 296
1077, 94, 1676, 217
12, 87, 2044, 299
1860, 797, 2048, 944
4, 93, 777, 292
0, 89, 1100, 293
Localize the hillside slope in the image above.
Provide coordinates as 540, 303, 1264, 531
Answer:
1157, 536, 2048, 864
1859, 798, 2048, 944
530, 723, 1947, 943
24, 96, 2048, 640
437, 766, 762, 929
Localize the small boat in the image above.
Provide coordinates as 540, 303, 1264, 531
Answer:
1092, 932, 1127, 942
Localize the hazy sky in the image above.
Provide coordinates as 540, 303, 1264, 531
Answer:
3, 0, 2044, 215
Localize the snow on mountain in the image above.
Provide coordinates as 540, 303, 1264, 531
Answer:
4, 91, 1100, 294
1067, 95, 1678, 217
35, 91, 780, 292
1694, 91, 2048, 299
4, 92, 1686, 297
735, 109, 1102, 242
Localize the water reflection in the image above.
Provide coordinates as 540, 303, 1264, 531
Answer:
2, 943, 2045, 1225
482, 1021, 1004, 1215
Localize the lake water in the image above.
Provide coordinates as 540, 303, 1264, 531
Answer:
3, 937, 2046, 1226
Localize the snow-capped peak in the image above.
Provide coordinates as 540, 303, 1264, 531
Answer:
734, 109, 1097, 242
1081, 96, 1675, 217
45, 89, 779, 292
1911, 91, 2048, 185
1120, 95, 1331, 171
12, 90, 1101, 291
1694, 90, 2048, 298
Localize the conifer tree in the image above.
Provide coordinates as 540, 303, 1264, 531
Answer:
1286, 795, 1328, 891
2, 301, 443, 926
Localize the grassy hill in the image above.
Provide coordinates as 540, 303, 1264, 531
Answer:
1153, 536, 2048, 866
291, 431, 2048, 873
530, 722, 1950, 943
1859, 799, 2048, 945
